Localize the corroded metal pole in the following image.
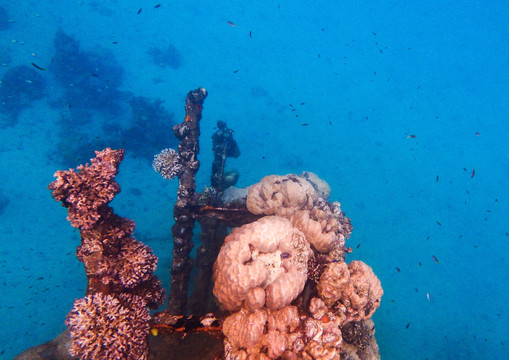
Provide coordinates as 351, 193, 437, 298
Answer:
167, 88, 207, 314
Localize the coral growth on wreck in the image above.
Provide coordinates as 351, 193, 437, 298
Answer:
49, 148, 164, 360
214, 173, 383, 360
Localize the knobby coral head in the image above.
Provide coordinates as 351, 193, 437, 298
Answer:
49, 148, 125, 229
214, 173, 382, 359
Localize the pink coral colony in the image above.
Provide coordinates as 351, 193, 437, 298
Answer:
49, 148, 164, 360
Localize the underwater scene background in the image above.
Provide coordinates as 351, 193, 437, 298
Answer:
0, 0, 508, 359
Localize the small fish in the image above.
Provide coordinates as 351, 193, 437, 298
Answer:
31, 62, 46, 70
233, 69, 239, 73
426, 293, 430, 301
301, 123, 308, 126
226, 20, 236, 27
280, 252, 291, 259
471, 168, 475, 178
154, 4, 161, 8
137, 8, 142, 14
406, 322, 410, 329
432, 255, 439, 264
436, 175, 439, 183
356, 243, 360, 249
406, 134, 416, 139
249, 30, 252, 38
396, 267, 401, 272
475, 132, 480, 136
436, 221, 442, 226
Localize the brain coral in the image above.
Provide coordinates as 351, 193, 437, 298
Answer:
213, 216, 311, 311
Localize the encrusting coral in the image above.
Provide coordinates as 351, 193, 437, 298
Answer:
214, 173, 382, 360
49, 148, 164, 360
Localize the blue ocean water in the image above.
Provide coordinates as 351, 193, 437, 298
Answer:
0, 1, 507, 359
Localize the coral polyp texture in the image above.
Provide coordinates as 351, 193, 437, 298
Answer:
214, 173, 382, 360
66, 293, 151, 360
49, 148, 124, 229
49, 148, 164, 360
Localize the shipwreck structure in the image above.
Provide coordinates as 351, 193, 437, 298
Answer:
16, 89, 382, 360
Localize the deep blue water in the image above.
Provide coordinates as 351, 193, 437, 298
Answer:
0, 1, 508, 359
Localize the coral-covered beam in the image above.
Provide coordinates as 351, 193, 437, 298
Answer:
168, 88, 208, 314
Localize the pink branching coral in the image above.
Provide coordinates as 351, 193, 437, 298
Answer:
49, 148, 124, 230
49, 148, 164, 298
66, 293, 151, 360
49, 148, 165, 360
